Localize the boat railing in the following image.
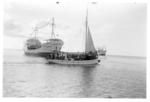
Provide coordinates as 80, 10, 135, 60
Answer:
46, 51, 98, 61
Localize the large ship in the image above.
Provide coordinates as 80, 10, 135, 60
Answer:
24, 18, 64, 57
46, 9, 100, 65
97, 47, 107, 56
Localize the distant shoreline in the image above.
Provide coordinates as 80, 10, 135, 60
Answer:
107, 55, 146, 59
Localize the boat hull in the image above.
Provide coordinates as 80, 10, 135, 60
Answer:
24, 45, 55, 57
24, 39, 63, 57
24, 51, 51, 57
47, 59, 100, 65
24, 48, 51, 57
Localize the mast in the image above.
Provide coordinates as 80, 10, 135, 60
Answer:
85, 7, 96, 53
85, 8, 88, 52
51, 17, 55, 38
34, 27, 38, 39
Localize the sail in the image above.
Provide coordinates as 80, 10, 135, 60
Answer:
85, 26, 96, 52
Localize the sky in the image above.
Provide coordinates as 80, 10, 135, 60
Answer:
3, 0, 147, 57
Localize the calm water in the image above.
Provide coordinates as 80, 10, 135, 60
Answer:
3, 49, 146, 98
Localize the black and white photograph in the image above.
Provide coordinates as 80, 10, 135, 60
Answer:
2, 0, 148, 99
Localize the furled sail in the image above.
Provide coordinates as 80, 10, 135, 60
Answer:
85, 26, 96, 52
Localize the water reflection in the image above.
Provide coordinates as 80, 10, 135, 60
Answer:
79, 65, 97, 97
4, 49, 146, 98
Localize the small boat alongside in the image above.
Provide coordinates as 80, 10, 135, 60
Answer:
48, 59, 100, 65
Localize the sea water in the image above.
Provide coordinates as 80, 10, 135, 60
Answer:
3, 49, 146, 98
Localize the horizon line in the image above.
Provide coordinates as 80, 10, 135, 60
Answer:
3, 48, 146, 58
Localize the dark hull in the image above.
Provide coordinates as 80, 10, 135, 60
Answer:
24, 52, 51, 58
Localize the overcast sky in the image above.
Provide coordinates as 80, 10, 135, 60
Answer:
3, 0, 147, 57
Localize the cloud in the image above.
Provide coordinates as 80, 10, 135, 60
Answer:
4, 19, 21, 31
3, 18, 31, 38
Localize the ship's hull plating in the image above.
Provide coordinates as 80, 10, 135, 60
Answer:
24, 47, 52, 57
24, 39, 63, 57
24, 51, 51, 57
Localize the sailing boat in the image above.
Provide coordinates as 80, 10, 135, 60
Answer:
47, 10, 100, 65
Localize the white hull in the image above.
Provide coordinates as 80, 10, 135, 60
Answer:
47, 59, 100, 65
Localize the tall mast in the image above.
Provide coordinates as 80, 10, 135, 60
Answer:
85, 6, 96, 53
34, 27, 38, 39
85, 8, 88, 52
51, 17, 55, 38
